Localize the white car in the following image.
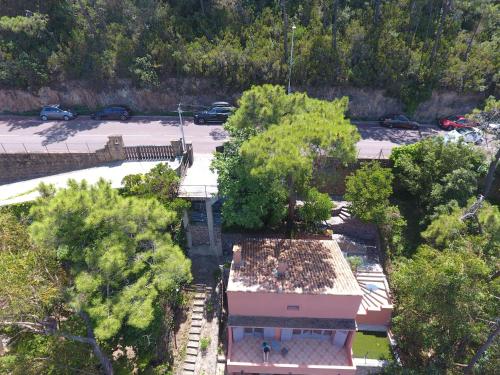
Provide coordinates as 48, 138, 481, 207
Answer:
487, 123, 499, 133
443, 127, 484, 145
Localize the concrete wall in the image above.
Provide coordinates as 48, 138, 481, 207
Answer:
0, 80, 484, 122
356, 308, 393, 327
188, 223, 222, 247
314, 158, 393, 196
0, 137, 190, 184
0, 135, 125, 184
227, 291, 362, 319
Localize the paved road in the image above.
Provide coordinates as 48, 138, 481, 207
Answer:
0, 116, 443, 158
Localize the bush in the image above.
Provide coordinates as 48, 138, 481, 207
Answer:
200, 337, 211, 353
298, 188, 334, 229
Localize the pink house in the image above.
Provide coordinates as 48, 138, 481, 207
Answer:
226, 239, 364, 375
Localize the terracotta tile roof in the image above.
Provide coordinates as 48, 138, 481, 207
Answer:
227, 239, 363, 296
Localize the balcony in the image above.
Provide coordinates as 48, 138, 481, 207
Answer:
227, 335, 356, 375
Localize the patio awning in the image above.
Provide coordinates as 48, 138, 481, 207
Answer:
228, 315, 356, 331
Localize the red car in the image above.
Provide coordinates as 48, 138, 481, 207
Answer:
438, 115, 477, 130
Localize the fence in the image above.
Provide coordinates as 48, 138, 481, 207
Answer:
178, 184, 218, 199
357, 148, 394, 160
124, 145, 177, 160
0, 142, 106, 154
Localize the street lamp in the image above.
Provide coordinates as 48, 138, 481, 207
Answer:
287, 24, 296, 95
177, 103, 186, 151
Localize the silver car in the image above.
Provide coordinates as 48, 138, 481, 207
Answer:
40, 105, 76, 121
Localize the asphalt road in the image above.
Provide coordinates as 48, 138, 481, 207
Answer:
0, 116, 444, 158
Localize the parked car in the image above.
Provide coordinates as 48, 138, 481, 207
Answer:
91, 106, 131, 121
438, 115, 477, 130
444, 127, 484, 145
194, 106, 234, 124
486, 123, 499, 133
40, 105, 76, 121
379, 114, 419, 130
210, 101, 232, 108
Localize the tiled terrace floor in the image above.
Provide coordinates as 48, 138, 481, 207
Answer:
230, 336, 350, 366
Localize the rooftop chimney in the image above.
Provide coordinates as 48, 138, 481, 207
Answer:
233, 245, 242, 268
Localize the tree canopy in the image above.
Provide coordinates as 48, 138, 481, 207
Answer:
213, 84, 358, 230
29, 179, 192, 341
0, 1, 497, 108
1, 179, 192, 374
390, 137, 486, 221
391, 245, 498, 372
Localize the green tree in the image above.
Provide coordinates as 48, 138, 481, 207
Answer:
121, 163, 190, 245
390, 137, 485, 220
213, 84, 358, 230
121, 162, 189, 217
241, 110, 358, 229
0, 180, 192, 374
391, 245, 498, 371
345, 161, 394, 224
422, 198, 500, 260
298, 188, 334, 230
0, 211, 98, 374
345, 161, 406, 256
468, 96, 500, 197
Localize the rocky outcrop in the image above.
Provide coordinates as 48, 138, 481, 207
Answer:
0, 79, 484, 121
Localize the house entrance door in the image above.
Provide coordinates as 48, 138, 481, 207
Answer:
333, 330, 348, 347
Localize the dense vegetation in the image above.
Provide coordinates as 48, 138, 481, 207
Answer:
1, 0, 498, 109
346, 139, 498, 372
212, 84, 357, 231
0, 177, 192, 374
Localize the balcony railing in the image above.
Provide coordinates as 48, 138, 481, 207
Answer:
227, 332, 357, 374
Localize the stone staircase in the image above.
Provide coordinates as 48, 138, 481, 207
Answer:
183, 283, 211, 375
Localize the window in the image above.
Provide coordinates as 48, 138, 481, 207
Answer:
292, 329, 301, 335
287, 305, 300, 311
243, 327, 264, 337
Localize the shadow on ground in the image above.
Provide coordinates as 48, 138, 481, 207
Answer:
357, 124, 439, 144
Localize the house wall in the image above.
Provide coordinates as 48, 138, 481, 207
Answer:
227, 291, 362, 319
227, 363, 356, 375
356, 308, 392, 327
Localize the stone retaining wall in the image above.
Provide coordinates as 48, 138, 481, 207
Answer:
0, 79, 484, 122
0, 136, 125, 184
0, 137, 190, 184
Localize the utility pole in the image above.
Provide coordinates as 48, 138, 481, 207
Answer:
177, 103, 186, 151
287, 24, 296, 95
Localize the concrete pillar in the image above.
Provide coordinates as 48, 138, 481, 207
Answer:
171, 139, 184, 157
105, 135, 125, 160
182, 209, 192, 249
205, 198, 218, 256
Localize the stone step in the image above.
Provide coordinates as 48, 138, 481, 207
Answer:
185, 354, 197, 364
191, 320, 202, 328
183, 363, 195, 371
194, 293, 206, 299
189, 334, 200, 342
189, 327, 202, 335
193, 306, 204, 313
182, 371, 194, 375
194, 300, 205, 307
187, 340, 199, 349
192, 313, 203, 320
186, 347, 198, 356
